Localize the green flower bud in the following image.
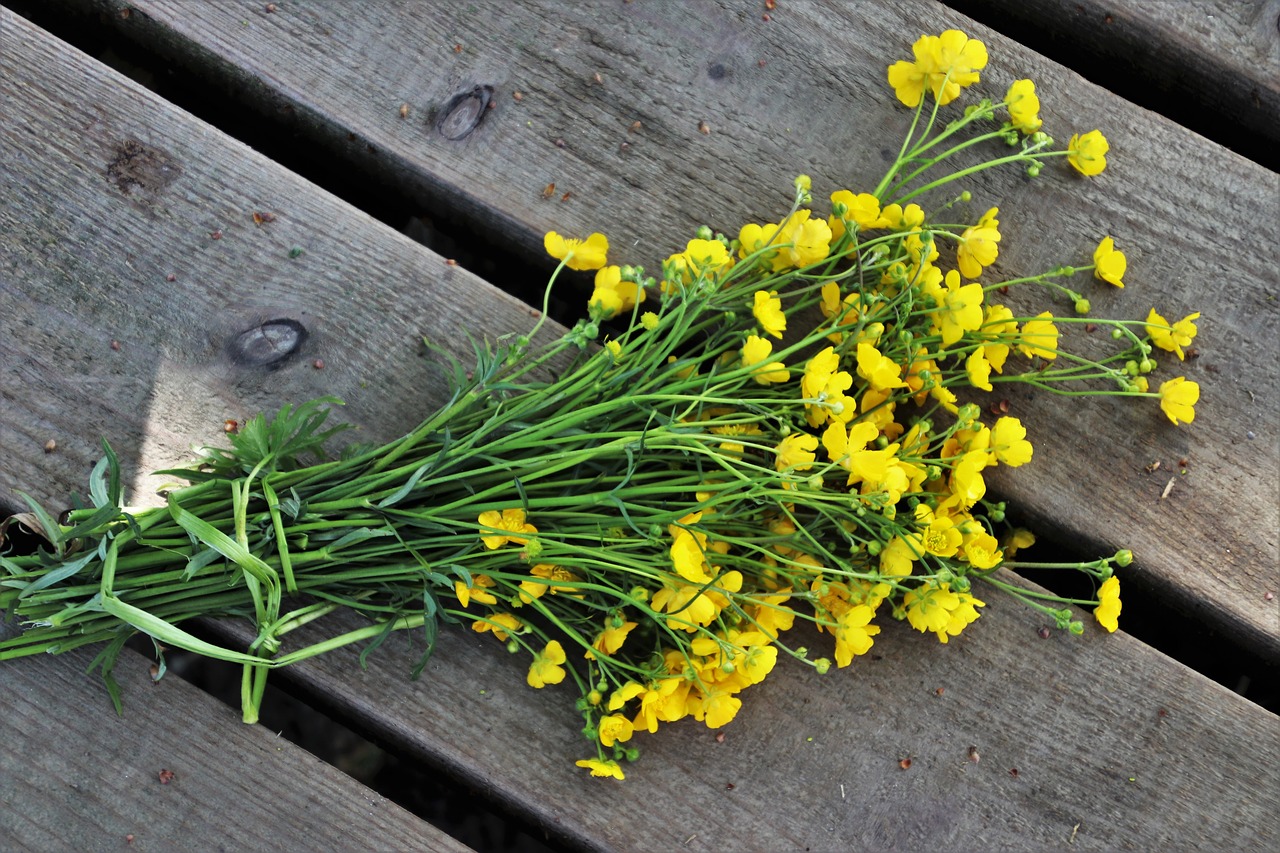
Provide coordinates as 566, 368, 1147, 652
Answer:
1114, 549, 1134, 567
1124, 360, 1139, 376
1112, 328, 1126, 340
1026, 163, 1041, 178
814, 658, 832, 675
1138, 358, 1155, 374
695, 225, 713, 241
624, 747, 640, 762
506, 640, 520, 654
1074, 298, 1091, 315
866, 540, 883, 556
960, 190, 972, 203
1068, 620, 1085, 636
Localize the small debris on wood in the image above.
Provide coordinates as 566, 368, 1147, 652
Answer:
513, 91, 524, 102
312, 359, 325, 370
43, 439, 57, 454
714, 731, 725, 743
593, 71, 603, 85
1009, 767, 1020, 778
224, 419, 240, 434
126, 835, 135, 844
446, 258, 458, 266
554, 138, 566, 148
698, 120, 711, 135
1038, 626, 1051, 639
764, 0, 776, 9
288, 246, 303, 258
934, 687, 944, 696
1085, 322, 1097, 333
453, 43, 463, 54
110, 339, 122, 351
157, 769, 175, 784
619, 141, 630, 152
967, 746, 980, 763
898, 757, 912, 770
399, 103, 411, 118
265, 3, 277, 12
252, 211, 276, 225
1265, 591, 1275, 601
560, 191, 572, 202
1160, 476, 1176, 500
166, 273, 177, 282
762, 13, 771, 21
209, 229, 223, 240
542, 183, 556, 199
725, 782, 735, 790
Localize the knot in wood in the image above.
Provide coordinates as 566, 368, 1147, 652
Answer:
437, 86, 494, 140
229, 319, 307, 367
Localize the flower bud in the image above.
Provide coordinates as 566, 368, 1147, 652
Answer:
1124, 360, 1139, 376
587, 690, 602, 706
1112, 328, 1125, 340
866, 540, 882, 556
1074, 298, 1091, 315
795, 174, 812, 192
1068, 620, 1085, 636
624, 747, 640, 762
960, 190, 972, 203
1026, 163, 1041, 178
695, 225, 713, 241
814, 658, 831, 674
1138, 358, 1155, 374
506, 640, 520, 654
1114, 549, 1133, 567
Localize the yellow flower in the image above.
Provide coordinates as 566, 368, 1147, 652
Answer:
961, 528, 1003, 570
776, 210, 832, 268
477, 508, 537, 549
454, 574, 498, 608
741, 334, 790, 384
904, 582, 985, 643
1002, 527, 1036, 557
1092, 237, 1126, 288
1158, 377, 1199, 425
1094, 576, 1122, 633
575, 758, 625, 780
956, 207, 1000, 279
1017, 312, 1059, 360
979, 303, 1017, 372
1005, 79, 1042, 133
916, 505, 962, 557
856, 342, 907, 391
965, 348, 993, 391
738, 221, 782, 266
833, 604, 881, 667
670, 527, 714, 584
887, 30, 988, 107
527, 640, 567, 688
1145, 308, 1201, 360
597, 714, 635, 747
949, 450, 989, 509
544, 231, 609, 270
829, 190, 882, 238
1067, 130, 1109, 176
933, 269, 986, 347
471, 612, 522, 641
752, 290, 787, 338
991, 416, 1033, 467
589, 265, 646, 316
774, 433, 819, 472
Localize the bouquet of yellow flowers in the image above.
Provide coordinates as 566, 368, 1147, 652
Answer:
0, 29, 1199, 781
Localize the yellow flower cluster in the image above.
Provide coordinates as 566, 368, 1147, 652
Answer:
463, 29, 1206, 780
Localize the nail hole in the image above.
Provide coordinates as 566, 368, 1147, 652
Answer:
437, 86, 494, 140
228, 319, 307, 367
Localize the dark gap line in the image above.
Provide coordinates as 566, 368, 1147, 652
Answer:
942, 0, 1279, 172
129, 632, 569, 853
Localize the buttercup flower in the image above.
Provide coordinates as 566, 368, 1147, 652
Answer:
888, 30, 988, 107
1158, 376, 1199, 424
1005, 79, 1042, 134
528, 640, 568, 688
753, 290, 787, 338
1146, 308, 1201, 360
741, 335, 790, 384
544, 231, 609, 270
1067, 130, 1109, 176
1017, 312, 1059, 360
575, 758, 625, 780
1093, 237, 1126, 288
478, 508, 537, 549
1094, 576, 1122, 632
956, 207, 1000, 279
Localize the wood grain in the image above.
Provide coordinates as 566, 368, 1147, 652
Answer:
0, 623, 471, 853
946, 0, 1280, 167
211, 575, 1279, 852
37, 0, 1280, 658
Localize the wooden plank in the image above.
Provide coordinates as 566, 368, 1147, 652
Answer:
37, 0, 1280, 659
945, 0, 1280, 168
1, 10, 1275, 850
212, 577, 1279, 852
0, 623, 471, 853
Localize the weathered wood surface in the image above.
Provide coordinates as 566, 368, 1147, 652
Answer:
0, 623, 471, 853
41, 0, 1280, 661
948, 0, 1280, 166
1, 5, 1277, 853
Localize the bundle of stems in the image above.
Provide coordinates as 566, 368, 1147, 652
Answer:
2, 28, 1197, 779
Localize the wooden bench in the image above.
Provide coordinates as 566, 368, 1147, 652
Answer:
3, 1, 1276, 850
